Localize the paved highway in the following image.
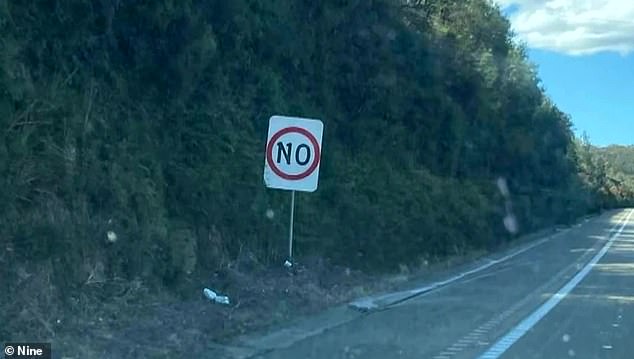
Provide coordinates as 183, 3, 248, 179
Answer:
231, 209, 633, 359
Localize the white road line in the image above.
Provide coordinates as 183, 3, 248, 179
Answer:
410, 236, 551, 291
477, 209, 634, 359
352, 217, 589, 310
434, 213, 625, 359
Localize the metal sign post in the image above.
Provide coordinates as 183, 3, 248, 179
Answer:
263, 116, 324, 268
288, 190, 296, 263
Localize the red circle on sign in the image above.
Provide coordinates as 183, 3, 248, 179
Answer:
266, 126, 321, 180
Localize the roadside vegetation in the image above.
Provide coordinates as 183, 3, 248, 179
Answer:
587, 143, 634, 207
2, 0, 633, 353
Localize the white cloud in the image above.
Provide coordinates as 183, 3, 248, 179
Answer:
494, 0, 634, 55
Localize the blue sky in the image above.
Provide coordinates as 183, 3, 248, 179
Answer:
496, 0, 634, 146
529, 50, 634, 146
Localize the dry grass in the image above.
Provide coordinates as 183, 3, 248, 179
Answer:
3, 256, 384, 358
1, 242, 521, 359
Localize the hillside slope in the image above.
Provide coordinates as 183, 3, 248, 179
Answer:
1, 0, 632, 345
597, 145, 634, 176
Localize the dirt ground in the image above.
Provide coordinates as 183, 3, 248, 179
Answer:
4, 248, 501, 359
0, 216, 588, 359
11, 256, 410, 358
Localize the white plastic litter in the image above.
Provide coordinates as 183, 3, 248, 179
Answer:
106, 230, 118, 243
284, 260, 293, 268
203, 288, 230, 305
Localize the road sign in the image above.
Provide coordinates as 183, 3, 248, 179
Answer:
264, 115, 324, 192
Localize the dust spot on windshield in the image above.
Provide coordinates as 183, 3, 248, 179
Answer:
497, 177, 519, 234
562, 334, 571, 342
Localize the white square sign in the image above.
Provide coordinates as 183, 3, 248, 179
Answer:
263, 115, 324, 192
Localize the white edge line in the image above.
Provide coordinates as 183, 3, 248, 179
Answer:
409, 235, 553, 294
477, 209, 633, 359
351, 223, 575, 309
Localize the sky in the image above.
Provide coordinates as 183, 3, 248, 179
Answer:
494, 0, 634, 146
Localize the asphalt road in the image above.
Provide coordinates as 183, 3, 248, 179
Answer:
242, 209, 634, 359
